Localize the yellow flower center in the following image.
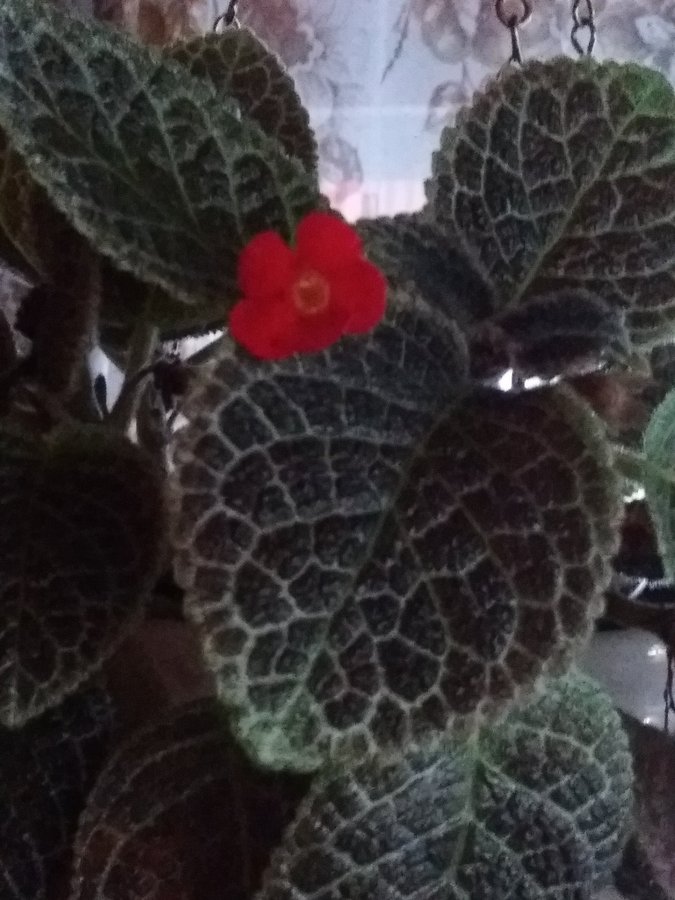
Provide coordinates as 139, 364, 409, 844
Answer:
292, 270, 330, 317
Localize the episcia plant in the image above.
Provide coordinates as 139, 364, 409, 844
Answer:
6, 0, 675, 896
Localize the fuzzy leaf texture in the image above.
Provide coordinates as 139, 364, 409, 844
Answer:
257, 674, 633, 900
0, 686, 114, 900
643, 388, 675, 579
0, 426, 166, 727
0, 0, 318, 308
428, 58, 675, 346
167, 29, 318, 174
69, 700, 308, 900
172, 290, 621, 771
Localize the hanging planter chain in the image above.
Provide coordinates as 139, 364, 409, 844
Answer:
571, 0, 597, 56
214, 0, 241, 32
495, 0, 532, 66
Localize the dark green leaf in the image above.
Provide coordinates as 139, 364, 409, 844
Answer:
357, 213, 494, 327
0, 425, 166, 727
643, 387, 675, 577
172, 290, 620, 771
428, 58, 675, 346
0, 686, 115, 900
257, 674, 633, 900
69, 700, 307, 900
0, 0, 318, 308
167, 29, 318, 174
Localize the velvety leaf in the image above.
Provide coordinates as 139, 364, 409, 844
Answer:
620, 716, 675, 897
428, 58, 675, 345
0, 307, 16, 377
643, 387, 675, 578
470, 290, 631, 388
69, 700, 308, 900
257, 674, 633, 900
0, 686, 115, 900
0, 0, 318, 308
357, 214, 494, 327
0, 425, 166, 727
172, 289, 621, 771
612, 838, 670, 900
167, 29, 318, 174
0, 127, 81, 283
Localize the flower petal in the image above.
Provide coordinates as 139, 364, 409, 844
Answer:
228, 297, 298, 360
291, 304, 350, 354
331, 260, 388, 333
238, 231, 294, 300
295, 212, 362, 273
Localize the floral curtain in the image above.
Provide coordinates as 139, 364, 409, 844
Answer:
65, 0, 675, 219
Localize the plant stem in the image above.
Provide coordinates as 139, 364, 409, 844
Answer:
109, 313, 158, 433
613, 445, 645, 483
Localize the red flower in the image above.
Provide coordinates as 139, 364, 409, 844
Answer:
229, 212, 387, 360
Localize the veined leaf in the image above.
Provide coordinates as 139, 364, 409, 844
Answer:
428, 58, 675, 346
172, 290, 621, 771
69, 700, 307, 900
0, 686, 114, 900
167, 29, 318, 174
643, 388, 675, 578
257, 674, 633, 900
0, 425, 166, 727
357, 214, 494, 327
0, 0, 318, 308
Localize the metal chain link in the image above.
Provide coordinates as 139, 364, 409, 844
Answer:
495, 0, 532, 66
571, 0, 596, 56
214, 0, 240, 32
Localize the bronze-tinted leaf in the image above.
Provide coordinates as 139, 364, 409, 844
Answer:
258, 674, 632, 899
168, 29, 318, 174
172, 289, 620, 771
0, 425, 166, 727
0, 686, 115, 900
69, 700, 307, 900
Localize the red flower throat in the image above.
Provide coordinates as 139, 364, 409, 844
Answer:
229, 211, 387, 359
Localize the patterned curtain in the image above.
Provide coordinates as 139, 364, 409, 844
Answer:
74, 0, 675, 218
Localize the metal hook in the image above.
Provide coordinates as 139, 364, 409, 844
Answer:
571, 0, 596, 56
213, 0, 240, 32
495, 0, 532, 66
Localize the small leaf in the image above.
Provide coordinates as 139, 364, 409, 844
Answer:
0, 686, 115, 900
0, 0, 318, 308
167, 29, 318, 174
643, 388, 675, 578
470, 290, 631, 388
428, 58, 675, 346
172, 290, 620, 770
0, 127, 80, 283
613, 838, 670, 900
69, 700, 308, 900
0, 425, 166, 727
621, 715, 675, 897
257, 674, 633, 900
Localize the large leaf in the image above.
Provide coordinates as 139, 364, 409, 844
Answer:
643, 387, 675, 578
0, 685, 115, 900
0, 425, 166, 727
172, 290, 621, 771
167, 30, 318, 174
428, 58, 675, 346
0, 0, 318, 308
69, 700, 307, 900
257, 674, 633, 900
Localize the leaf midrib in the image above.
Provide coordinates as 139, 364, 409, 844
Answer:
509, 67, 670, 308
